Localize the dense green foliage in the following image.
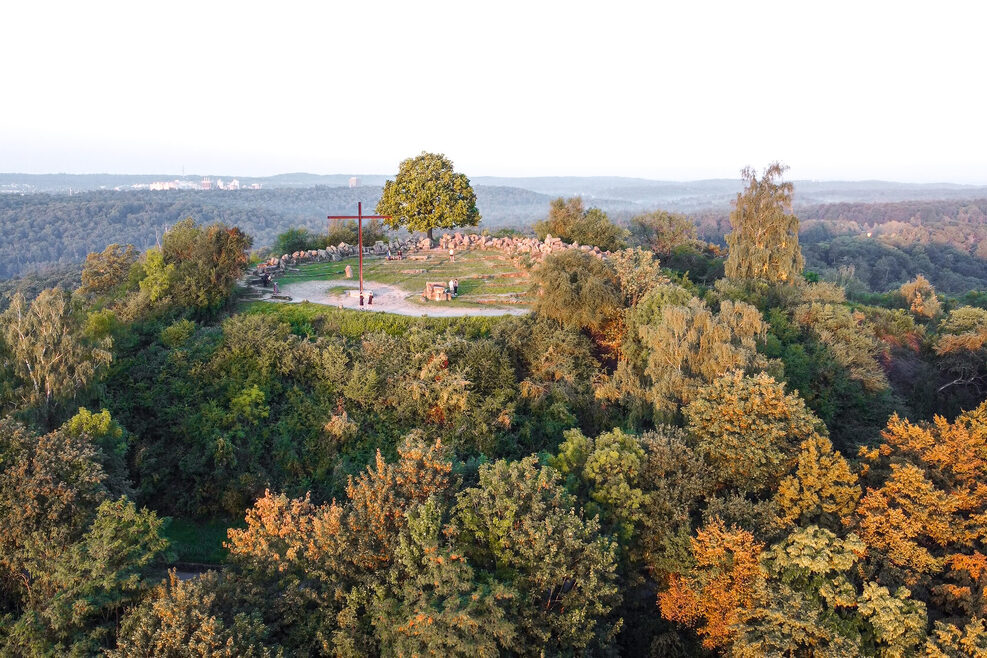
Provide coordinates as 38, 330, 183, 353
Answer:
4, 183, 987, 656
803, 235, 987, 295
533, 196, 628, 251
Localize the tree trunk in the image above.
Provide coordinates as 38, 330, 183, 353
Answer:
427, 227, 434, 242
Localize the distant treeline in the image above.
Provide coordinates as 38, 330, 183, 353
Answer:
0, 186, 555, 279
687, 199, 987, 295
4, 190, 987, 295
799, 199, 987, 295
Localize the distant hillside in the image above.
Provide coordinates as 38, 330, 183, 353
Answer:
6, 172, 987, 211
0, 185, 571, 279
0, 172, 394, 193
5, 173, 987, 291
473, 176, 987, 211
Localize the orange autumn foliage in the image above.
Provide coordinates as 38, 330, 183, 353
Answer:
658, 518, 765, 649
225, 490, 345, 574
855, 403, 987, 614
856, 464, 957, 577
345, 436, 454, 570
227, 435, 454, 576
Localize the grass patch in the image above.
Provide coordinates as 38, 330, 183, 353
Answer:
405, 293, 498, 310
277, 262, 349, 284
163, 518, 239, 564
278, 251, 533, 305
240, 300, 507, 339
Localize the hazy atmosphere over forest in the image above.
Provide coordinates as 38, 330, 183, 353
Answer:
3, 1, 987, 656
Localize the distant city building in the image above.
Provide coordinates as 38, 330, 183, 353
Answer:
249, 183, 262, 189
149, 180, 179, 191
201, 177, 212, 190
349, 177, 359, 188
229, 178, 240, 190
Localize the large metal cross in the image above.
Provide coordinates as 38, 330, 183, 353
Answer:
327, 202, 391, 297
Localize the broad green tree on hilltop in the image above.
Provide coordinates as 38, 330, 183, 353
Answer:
376, 152, 480, 241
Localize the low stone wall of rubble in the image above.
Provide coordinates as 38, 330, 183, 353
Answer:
255, 232, 608, 275
436, 232, 607, 260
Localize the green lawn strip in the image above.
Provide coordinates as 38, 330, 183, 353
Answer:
163, 517, 241, 564
240, 301, 504, 338
279, 252, 529, 299
471, 281, 531, 294
276, 263, 349, 284
405, 294, 494, 310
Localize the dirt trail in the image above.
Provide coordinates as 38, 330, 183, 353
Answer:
279, 280, 529, 317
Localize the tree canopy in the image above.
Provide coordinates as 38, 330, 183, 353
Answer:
534, 196, 628, 251
725, 163, 804, 284
6, 192, 987, 655
376, 152, 480, 240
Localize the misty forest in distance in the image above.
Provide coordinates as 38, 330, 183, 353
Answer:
4, 171, 987, 300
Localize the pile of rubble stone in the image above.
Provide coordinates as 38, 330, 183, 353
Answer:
256, 238, 417, 272
437, 232, 608, 261
254, 232, 608, 275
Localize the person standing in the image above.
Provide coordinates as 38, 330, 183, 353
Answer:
448, 279, 455, 297
453, 278, 459, 295
449, 248, 455, 263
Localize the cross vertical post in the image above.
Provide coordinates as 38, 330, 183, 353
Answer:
328, 203, 392, 301
358, 202, 363, 295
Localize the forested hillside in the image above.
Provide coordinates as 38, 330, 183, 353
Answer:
686, 199, 987, 295
0, 186, 559, 279
4, 167, 987, 654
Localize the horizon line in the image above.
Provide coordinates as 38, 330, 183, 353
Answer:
3, 171, 987, 188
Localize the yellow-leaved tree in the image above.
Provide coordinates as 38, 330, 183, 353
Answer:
775, 433, 860, 530
684, 371, 824, 493
900, 274, 942, 319
725, 162, 804, 284
599, 284, 769, 418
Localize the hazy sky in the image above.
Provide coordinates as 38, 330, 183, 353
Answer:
4, 1, 986, 182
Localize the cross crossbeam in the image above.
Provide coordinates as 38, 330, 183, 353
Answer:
328, 202, 391, 296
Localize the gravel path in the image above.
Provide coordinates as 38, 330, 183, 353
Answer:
279, 279, 529, 317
